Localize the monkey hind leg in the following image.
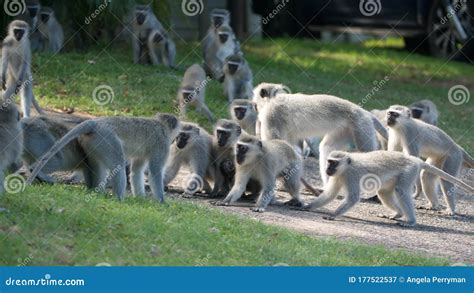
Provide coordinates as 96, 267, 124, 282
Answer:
377, 190, 403, 220
198, 105, 215, 122
148, 155, 166, 203
130, 159, 147, 197
420, 158, 444, 211
20, 86, 33, 118
282, 169, 304, 207
439, 156, 462, 215
394, 187, 416, 227
351, 118, 377, 152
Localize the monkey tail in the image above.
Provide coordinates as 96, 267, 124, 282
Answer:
371, 114, 388, 141
300, 178, 322, 196
32, 96, 44, 115
420, 162, 474, 194
461, 149, 474, 168
26, 120, 98, 185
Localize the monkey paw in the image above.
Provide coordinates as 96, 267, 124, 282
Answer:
212, 201, 229, 206
283, 198, 303, 207
416, 204, 444, 211
180, 193, 194, 199
322, 215, 335, 221
377, 213, 402, 220
397, 221, 415, 227
251, 207, 265, 213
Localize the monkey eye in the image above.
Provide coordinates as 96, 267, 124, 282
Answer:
237, 144, 248, 152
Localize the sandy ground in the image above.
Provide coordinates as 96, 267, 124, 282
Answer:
165, 158, 474, 264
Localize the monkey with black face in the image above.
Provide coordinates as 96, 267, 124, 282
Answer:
304, 150, 473, 226
147, 29, 176, 68
164, 122, 215, 197
215, 135, 320, 212
178, 64, 214, 122
37, 7, 64, 53
204, 24, 240, 82
1, 20, 44, 118
202, 8, 231, 55
21, 115, 88, 183
0, 102, 23, 194
409, 99, 439, 125
17, 0, 43, 51
223, 53, 253, 103
28, 114, 180, 202
131, 4, 164, 64
230, 99, 258, 135
386, 105, 474, 215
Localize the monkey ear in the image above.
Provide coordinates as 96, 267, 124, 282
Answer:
260, 88, 269, 98
347, 158, 352, 164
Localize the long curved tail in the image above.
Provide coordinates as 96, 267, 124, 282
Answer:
462, 149, 474, 168
301, 177, 322, 196
26, 120, 98, 185
32, 95, 44, 115
371, 114, 388, 141
421, 162, 474, 194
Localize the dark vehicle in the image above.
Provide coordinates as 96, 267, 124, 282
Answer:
253, 0, 473, 61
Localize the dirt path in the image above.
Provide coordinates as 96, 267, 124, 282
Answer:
166, 158, 474, 264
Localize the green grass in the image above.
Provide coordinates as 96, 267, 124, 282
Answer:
0, 186, 447, 266
1, 38, 472, 265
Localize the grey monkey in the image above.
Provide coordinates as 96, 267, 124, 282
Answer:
147, 29, 176, 68
215, 135, 320, 212
164, 122, 215, 197
1, 20, 44, 118
386, 105, 474, 215
0, 102, 23, 194
223, 53, 253, 103
409, 99, 439, 125
37, 7, 64, 53
131, 4, 164, 64
27, 113, 180, 202
305, 150, 473, 226
202, 8, 231, 55
178, 64, 214, 122
230, 99, 258, 135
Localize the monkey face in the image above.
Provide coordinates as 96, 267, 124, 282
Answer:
218, 32, 229, 43
153, 33, 164, 43
386, 111, 400, 126
410, 107, 423, 119
213, 16, 224, 28
136, 12, 146, 25
13, 28, 25, 41
217, 129, 231, 147
233, 107, 247, 120
181, 89, 197, 103
28, 6, 38, 18
236, 143, 249, 164
326, 159, 340, 176
227, 61, 240, 75
40, 12, 50, 23
176, 132, 190, 149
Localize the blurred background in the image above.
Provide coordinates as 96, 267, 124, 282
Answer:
1, 0, 472, 62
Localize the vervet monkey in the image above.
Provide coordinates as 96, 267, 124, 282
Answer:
214, 136, 320, 212
178, 64, 214, 122
304, 151, 473, 226
164, 122, 214, 196
17, 0, 43, 51
0, 102, 23, 194
409, 99, 439, 125
204, 24, 240, 82
254, 89, 388, 186
1, 20, 44, 118
37, 7, 64, 53
230, 99, 258, 135
223, 53, 253, 102
386, 105, 474, 215
21, 115, 87, 183
147, 29, 176, 68
202, 8, 231, 55
212, 120, 262, 198
27, 114, 180, 202
131, 4, 164, 64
